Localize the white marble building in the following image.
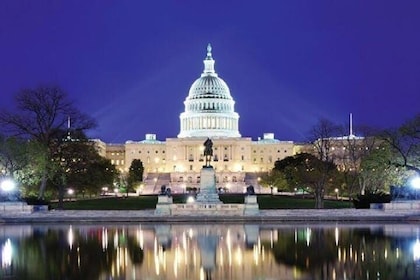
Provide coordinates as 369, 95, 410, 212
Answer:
99, 45, 294, 193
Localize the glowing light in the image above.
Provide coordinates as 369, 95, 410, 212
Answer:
102, 227, 108, 250
137, 227, 144, 249
335, 227, 339, 246
338, 247, 341, 262
2, 239, 12, 267
0, 179, 15, 192
114, 231, 119, 249
411, 177, 420, 189
200, 267, 205, 280
235, 247, 243, 265
68, 226, 74, 249
187, 196, 195, 203
67, 188, 74, 195
253, 244, 259, 265
306, 228, 311, 246
413, 239, 420, 261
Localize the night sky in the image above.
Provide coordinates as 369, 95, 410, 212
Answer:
1, 1, 419, 143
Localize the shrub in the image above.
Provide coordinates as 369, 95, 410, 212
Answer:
24, 196, 49, 205
353, 191, 391, 209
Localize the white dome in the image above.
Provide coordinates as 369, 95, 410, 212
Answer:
178, 44, 240, 138
188, 75, 232, 100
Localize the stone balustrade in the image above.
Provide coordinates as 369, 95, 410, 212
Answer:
171, 203, 244, 216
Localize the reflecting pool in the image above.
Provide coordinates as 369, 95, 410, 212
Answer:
1, 223, 420, 279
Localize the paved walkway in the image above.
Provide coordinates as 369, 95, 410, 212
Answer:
2, 209, 420, 224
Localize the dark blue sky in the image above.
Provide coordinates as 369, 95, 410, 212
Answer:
1, 1, 419, 143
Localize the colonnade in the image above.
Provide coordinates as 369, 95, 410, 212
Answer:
180, 115, 239, 131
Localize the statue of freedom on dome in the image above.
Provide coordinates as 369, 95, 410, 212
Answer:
203, 138, 213, 168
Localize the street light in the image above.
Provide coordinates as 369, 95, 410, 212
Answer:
1, 178, 18, 202
67, 188, 74, 201
0, 178, 15, 192
410, 177, 420, 189
334, 188, 339, 200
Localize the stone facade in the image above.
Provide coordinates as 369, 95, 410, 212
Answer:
99, 134, 294, 193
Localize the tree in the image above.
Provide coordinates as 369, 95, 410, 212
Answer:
51, 130, 117, 208
309, 118, 341, 162
380, 114, 420, 176
259, 169, 288, 193
305, 119, 342, 208
0, 86, 96, 199
275, 153, 341, 208
0, 135, 51, 198
0, 135, 29, 177
127, 159, 144, 193
336, 126, 383, 197
358, 144, 395, 194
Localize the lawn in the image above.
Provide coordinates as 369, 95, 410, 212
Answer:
50, 194, 353, 210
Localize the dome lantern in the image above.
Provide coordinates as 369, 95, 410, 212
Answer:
203, 43, 216, 76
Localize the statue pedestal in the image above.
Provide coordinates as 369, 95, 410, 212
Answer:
154, 195, 173, 215
244, 195, 259, 215
196, 167, 221, 204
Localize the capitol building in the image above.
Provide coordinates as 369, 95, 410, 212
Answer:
96, 44, 296, 193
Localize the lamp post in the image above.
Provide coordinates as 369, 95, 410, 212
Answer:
334, 188, 339, 200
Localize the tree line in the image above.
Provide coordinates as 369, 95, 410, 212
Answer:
261, 115, 419, 208
0, 86, 143, 207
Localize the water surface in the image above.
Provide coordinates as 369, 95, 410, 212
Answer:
1, 222, 420, 279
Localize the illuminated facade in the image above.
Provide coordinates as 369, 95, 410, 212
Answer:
99, 45, 294, 193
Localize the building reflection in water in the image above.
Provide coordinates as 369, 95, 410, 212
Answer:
1, 223, 420, 279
